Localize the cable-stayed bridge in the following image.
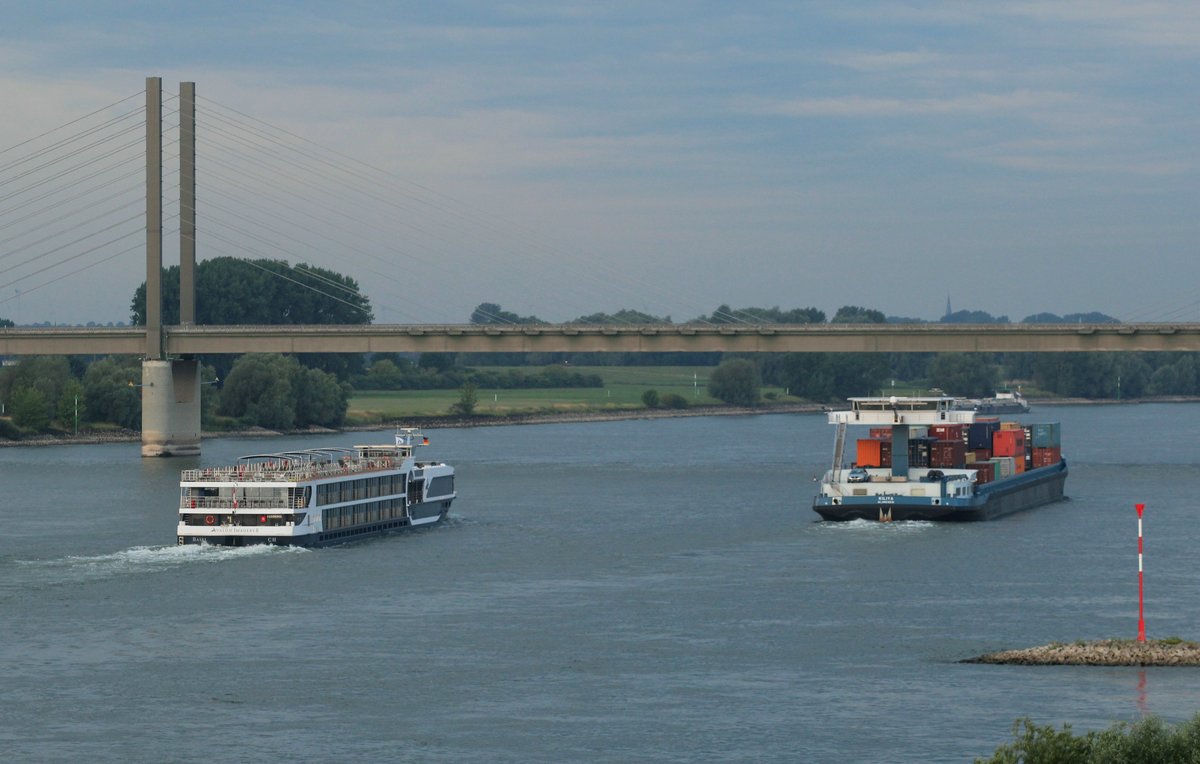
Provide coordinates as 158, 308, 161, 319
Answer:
2, 77, 1199, 455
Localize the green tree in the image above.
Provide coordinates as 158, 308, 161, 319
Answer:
693, 304, 825, 324
200, 364, 221, 427
469, 302, 543, 324
294, 366, 349, 427
641, 389, 660, 408
219, 353, 347, 429
82, 358, 142, 429
418, 353, 457, 373
708, 358, 761, 406
10, 387, 50, 431
449, 382, 478, 416
219, 354, 297, 429
832, 305, 888, 324
0, 356, 73, 415
928, 353, 1000, 398
0, 316, 13, 327
56, 379, 86, 433
130, 257, 373, 380
571, 309, 670, 324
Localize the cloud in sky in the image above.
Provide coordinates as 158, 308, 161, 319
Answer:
0, 2, 1198, 325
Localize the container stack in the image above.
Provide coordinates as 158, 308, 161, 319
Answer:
852, 420, 1061, 484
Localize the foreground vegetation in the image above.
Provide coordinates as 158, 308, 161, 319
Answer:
978, 713, 1200, 763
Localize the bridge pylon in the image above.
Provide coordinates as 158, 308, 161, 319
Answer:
140, 77, 201, 456
141, 359, 201, 457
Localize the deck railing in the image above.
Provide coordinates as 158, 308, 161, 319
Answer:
180, 457, 397, 483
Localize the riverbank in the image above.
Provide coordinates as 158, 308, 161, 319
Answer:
964, 639, 1200, 666
3, 396, 1198, 448
0, 402, 827, 448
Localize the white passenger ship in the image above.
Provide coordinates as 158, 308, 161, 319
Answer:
177, 429, 455, 547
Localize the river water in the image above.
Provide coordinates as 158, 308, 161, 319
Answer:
2, 404, 1200, 762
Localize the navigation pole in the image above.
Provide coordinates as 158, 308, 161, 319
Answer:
141, 77, 201, 457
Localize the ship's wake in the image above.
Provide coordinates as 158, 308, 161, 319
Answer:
815, 518, 935, 535
5, 543, 306, 593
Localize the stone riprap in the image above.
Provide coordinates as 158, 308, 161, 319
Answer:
965, 639, 1200, 666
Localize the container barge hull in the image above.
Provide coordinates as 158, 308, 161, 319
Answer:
813, 461, 1067, 522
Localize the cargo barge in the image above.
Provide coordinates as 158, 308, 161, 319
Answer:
812, 396, 1066, 522
952, 389, 1030, 415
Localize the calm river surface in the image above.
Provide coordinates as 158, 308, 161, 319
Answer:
3, 404, 1200, 762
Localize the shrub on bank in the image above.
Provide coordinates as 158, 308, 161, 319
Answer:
977, 713, 1200, 763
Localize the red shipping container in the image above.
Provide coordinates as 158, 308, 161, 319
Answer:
992, 429, 1026, 457
929, 424, 965, 442
974, 462, 995, 484
868, 428, 893, 440
972, 448, 992, 462
1031, 446, 1062, 468
930, 440, 966, 468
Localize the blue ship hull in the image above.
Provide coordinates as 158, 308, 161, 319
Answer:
813, 460, 1068, 522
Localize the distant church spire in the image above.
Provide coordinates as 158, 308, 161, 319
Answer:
944, 295, 952, 320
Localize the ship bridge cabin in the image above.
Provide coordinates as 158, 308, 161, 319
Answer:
830, 396, 977, 427
826, 396, 978, 483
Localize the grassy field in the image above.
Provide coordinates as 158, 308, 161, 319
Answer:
347, 365, 790, 421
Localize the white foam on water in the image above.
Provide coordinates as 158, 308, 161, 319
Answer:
815, 517, 936, 535
14, 543, 308, 587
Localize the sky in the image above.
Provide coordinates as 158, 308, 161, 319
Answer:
0, 2, 1198, 326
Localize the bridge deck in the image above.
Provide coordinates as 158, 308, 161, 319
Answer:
3, 323, 1200, 356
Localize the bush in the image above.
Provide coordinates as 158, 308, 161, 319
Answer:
660, 393, 688, 409
641, 389, 660, 408
0, 417, 21, 439
10, 386, 51, 431
977, 713, 1200, 763
450, 382, 478, 416
708, 358, 761, 406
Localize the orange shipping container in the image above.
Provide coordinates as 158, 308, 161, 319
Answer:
856, 439, 885, 467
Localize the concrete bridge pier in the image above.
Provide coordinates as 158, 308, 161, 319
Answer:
141, 359, 201, 457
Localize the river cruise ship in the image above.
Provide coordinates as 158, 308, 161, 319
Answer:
813, 396, 1066, 522
177, 429, 455, 547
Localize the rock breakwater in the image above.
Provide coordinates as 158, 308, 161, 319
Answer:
965, 639, 1200, 666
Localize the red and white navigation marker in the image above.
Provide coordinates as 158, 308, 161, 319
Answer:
1137, 503, 1146, 643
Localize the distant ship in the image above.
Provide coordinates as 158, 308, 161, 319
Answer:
953, 389, 1030, 415
812, 395, 1066, 522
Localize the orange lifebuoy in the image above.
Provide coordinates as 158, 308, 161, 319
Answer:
204, 514, 215, 525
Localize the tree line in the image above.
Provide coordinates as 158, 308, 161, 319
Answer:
3, 260, 1199, 436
